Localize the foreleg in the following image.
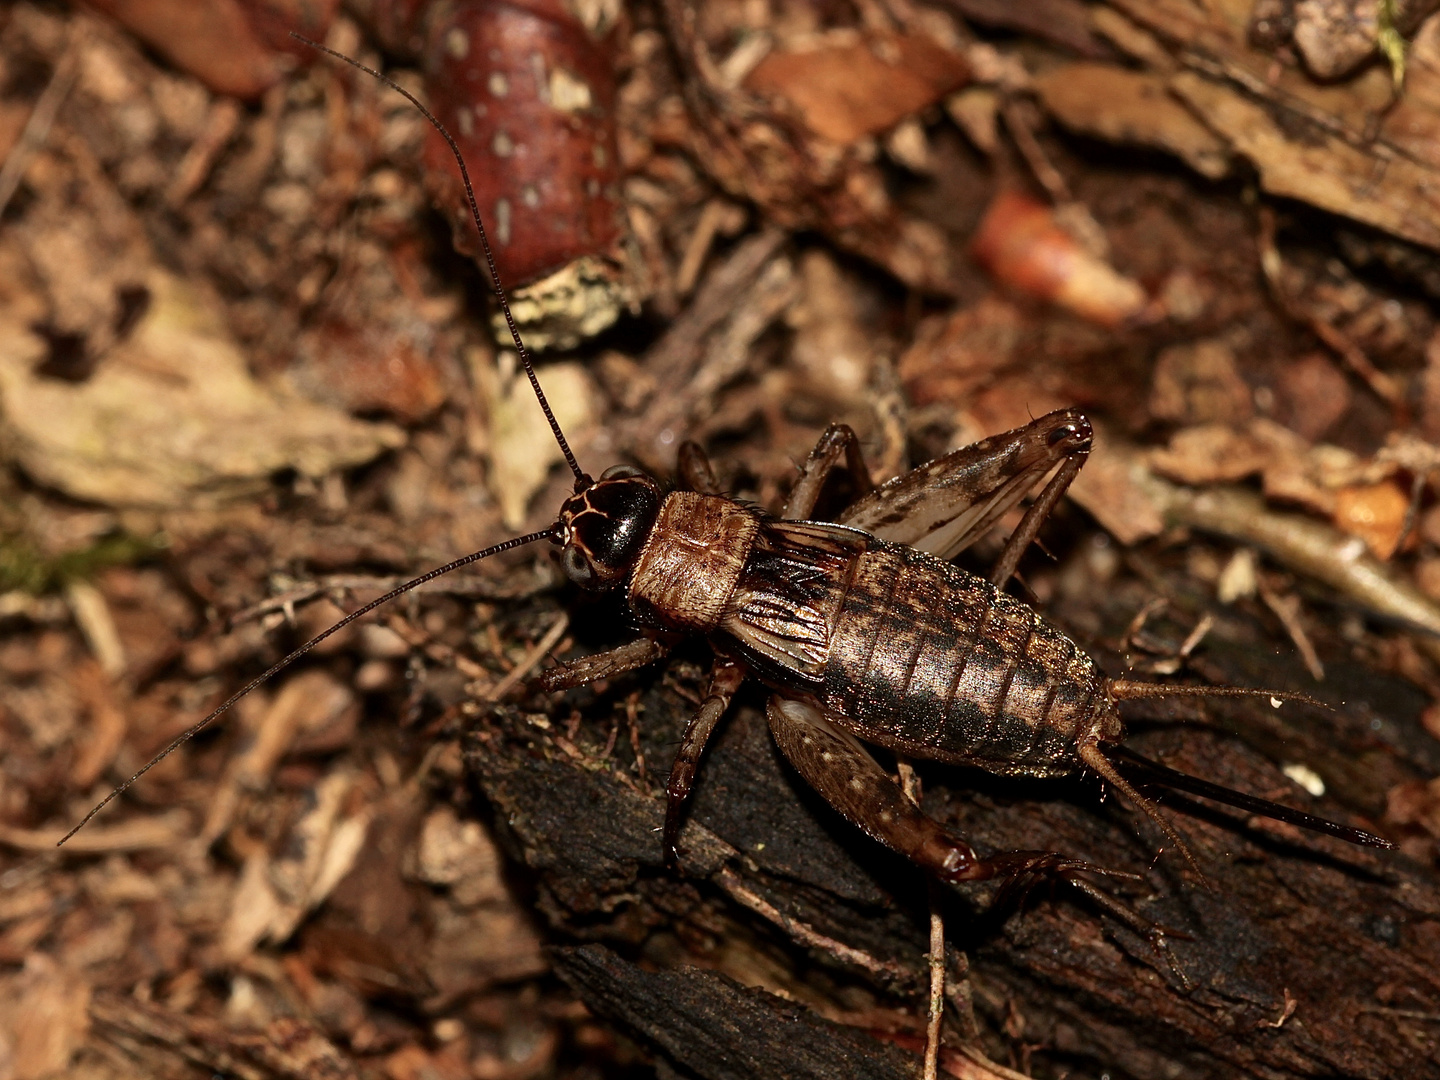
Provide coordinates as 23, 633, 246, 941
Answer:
677, 440, 720, 495
532, 635, 672, 694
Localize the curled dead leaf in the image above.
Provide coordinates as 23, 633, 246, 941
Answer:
1035, 62, 1230, 179
970, 191, 1147, 328
1333, 480, 1411, 559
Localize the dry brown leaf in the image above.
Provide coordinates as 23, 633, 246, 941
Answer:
220, 849, 282, 964
1146, 417, 1360, 518
201, 670, 360, 845
897, 294, 1025, 407
1148, 423, 1273, 485
1386, 775, 1440, 836
261, 770, 373, 945
1035, 62, 1230, 179
1272, 352, 1353, 440
475, 354, 597, 529
292, 319, 450, 424
80, 0, 326, 100
425, 902, 548, 998
1415, 555, 1440, 601
1379, 15, 1440, 167
786, 250, 877, 402
384, 1043, 472, 1080
667, 19, 956, 292
413, 806, 509, 906
0, 954, 91, 1080
1170, 70, 1440, 250
1067, 426, 1166, 544
1148, 338, 1254, 426
745, 33, 968, 145
0, 271, 404, 509
1292, 0, 1440, 80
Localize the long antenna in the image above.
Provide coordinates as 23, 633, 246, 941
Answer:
59, 528, 555, 846
63, 41, 599, 845
292, 34, 590, 489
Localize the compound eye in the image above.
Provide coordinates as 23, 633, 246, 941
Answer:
561, 544, 595, 587
600, 464, 645, 481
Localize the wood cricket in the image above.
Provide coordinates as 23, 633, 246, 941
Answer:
61, 44, 1392, 917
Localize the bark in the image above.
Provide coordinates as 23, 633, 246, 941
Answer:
466, 576, 1440, 1080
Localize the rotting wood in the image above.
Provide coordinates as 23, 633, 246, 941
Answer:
467, 585, 1440, 1079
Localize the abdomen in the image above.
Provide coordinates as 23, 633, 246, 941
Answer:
820, 543, 1105, 775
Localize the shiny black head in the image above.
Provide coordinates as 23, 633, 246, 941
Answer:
555, 465, 664, 590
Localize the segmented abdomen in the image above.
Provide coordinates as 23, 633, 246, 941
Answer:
820, 543, 1105, 774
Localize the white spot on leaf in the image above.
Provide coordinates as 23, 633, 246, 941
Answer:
494, 198, 511, 246
548, 67, 593, 112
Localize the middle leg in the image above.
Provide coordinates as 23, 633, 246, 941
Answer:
663, 656, 747, 867
784, 423, 876, 520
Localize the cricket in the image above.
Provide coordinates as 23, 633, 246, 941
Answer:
22, 13, 1424, 1079
63, 42, 1390, 912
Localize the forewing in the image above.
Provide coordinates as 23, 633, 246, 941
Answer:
838, 409, 1090, 560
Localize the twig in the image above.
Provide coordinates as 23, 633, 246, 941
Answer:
942, 1044, 1036, 1080
65, 578, 127, 679
166, 98, 242, 206
1256, 207, 1403, 410
0, 25, 82, 218
1001, 98, 1070, 203
226, 568, 554, 628
715, 867, 912, 983
1258, 987, 1298, 1029
675, 198, 746, 297
898, 761, 944, 1080
624, 692, 648, 783
483, 612, 570, 701
1357, 1006, 1440, 1021
0, 812, 189, 854
1258, 578, 1325, 680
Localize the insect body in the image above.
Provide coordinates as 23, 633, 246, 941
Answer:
65, 42, 1391, 896
537, 411, 1390, 884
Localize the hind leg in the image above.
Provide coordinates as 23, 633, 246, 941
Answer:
765, 696, 1124, 885
768, 697, 1188, 980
